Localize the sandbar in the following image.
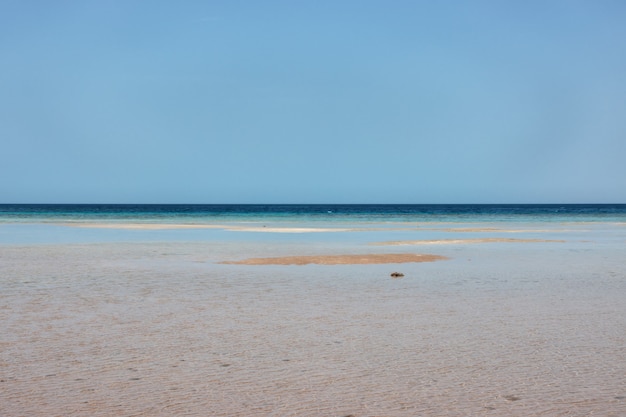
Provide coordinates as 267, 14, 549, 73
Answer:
63, 223, 351, 233
220, 253, 448, 265
226, 226, 351, 233
374, 238, 565, 245
65, 223, 223, 230
436, 227, 562, 233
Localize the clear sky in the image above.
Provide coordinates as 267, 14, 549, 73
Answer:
1, 1, 625, 203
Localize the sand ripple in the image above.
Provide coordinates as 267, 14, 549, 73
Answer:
1, 241, 625, 417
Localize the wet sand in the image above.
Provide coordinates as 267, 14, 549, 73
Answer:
221, 253, 447, 265
1, 224, 625, 416
66, 222, 352, 233
375, 238, 566, 245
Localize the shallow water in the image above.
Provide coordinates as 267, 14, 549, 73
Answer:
1, 222, 625, 416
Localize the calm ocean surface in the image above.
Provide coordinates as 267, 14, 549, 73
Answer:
2, 203, 626, 223
2, 204, 625, 416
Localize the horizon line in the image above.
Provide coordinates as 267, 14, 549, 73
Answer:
1, 202, 624, 206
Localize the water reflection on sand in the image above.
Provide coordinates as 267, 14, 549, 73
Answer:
1, 223, 625, 416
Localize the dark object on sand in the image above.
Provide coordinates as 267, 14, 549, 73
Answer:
390, 272, 404, 278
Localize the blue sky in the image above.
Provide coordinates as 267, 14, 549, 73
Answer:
1, 1, 625, 203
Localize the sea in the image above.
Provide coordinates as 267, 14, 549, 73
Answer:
1, 204, 625, 416
2, 203, 626, 224
1, 203, 625, 244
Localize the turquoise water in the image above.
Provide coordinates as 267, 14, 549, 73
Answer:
0, 204, 626, 244
1, 204, 625, 245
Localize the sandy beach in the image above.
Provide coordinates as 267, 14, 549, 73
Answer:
1, 222, 625, 416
